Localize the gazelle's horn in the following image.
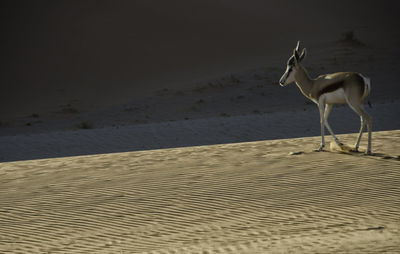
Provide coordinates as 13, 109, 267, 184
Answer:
295, 41, 300, 52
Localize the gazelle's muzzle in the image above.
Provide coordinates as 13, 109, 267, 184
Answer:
279, 73, 287, 86
279, 64, 296, 86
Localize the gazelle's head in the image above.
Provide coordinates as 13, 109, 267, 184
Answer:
279, 41, 306, 86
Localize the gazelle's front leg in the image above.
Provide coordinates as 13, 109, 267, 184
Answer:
324, 104, 342, 146
318, 103, 325, 151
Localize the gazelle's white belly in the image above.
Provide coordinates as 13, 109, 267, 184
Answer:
321, 88, 347, 104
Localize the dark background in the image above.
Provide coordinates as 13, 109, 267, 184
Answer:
1, 0, 399, 118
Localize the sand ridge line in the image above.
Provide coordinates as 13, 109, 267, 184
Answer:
1, 100, 400, 163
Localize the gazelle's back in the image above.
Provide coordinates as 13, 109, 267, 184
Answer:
312, 72, 366, 102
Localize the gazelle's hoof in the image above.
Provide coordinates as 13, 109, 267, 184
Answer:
352, 147, 359, 153
314, 145, 325, 152
364, 151, 372, 156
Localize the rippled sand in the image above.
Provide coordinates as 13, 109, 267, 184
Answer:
1, 130, 399, 253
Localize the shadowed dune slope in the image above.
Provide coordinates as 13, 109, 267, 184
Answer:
1, 1, 399, 118
1, 130, 399, 253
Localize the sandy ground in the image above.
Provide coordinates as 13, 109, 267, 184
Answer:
2, 1, 399, 119
1, 39, 400, 163
1, 3, 400, 252
1, 130, 399, 253
1, 99, 400, 162
2, 39, 400, 136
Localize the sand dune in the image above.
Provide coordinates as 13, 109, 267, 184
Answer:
1, 2, 400, 252
1, 99, 399, 162
1, 40, 399, 163
1, 1, 399, 119
1, 130, 399, 253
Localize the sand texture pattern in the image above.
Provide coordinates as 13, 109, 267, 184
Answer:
1, 130, 400, 253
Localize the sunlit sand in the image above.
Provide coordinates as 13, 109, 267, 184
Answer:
1, 130, 399, 253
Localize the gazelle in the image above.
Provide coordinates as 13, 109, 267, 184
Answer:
279, 41, 372, 155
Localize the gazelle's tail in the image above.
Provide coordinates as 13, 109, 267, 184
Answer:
360, 74, 371, 106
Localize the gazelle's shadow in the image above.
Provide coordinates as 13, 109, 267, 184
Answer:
369, 152, 400, 161
319, 142, 400, 161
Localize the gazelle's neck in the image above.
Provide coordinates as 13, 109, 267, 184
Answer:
294, 65, 314, 98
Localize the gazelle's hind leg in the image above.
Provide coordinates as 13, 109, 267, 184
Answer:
318, 103, 326, 151
346, 98, 372, 155
354, 116, 366, 152
324, 104, 343, 146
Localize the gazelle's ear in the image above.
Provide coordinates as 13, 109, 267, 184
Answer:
299, 48, 307, 62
